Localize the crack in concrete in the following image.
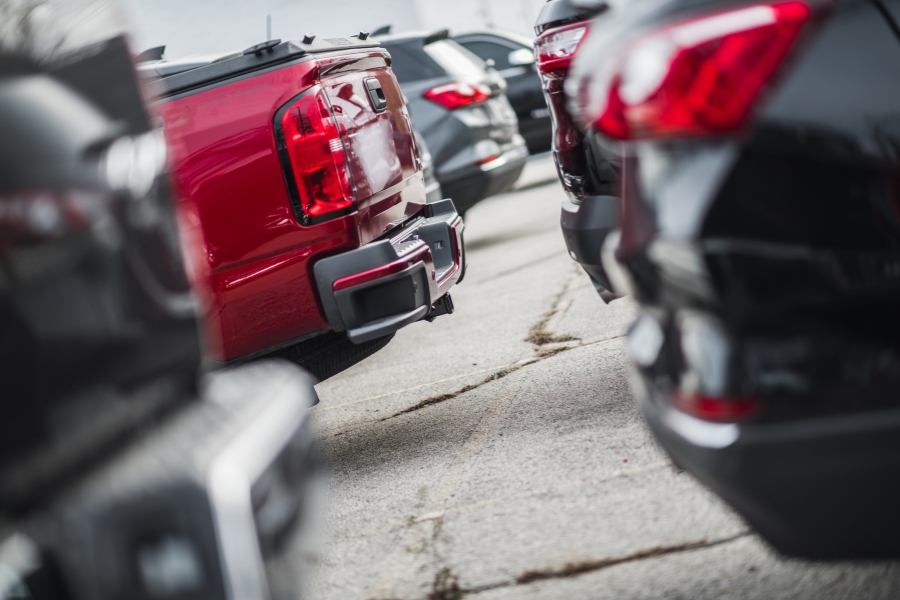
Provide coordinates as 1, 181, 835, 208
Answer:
330, 459, 671, 542
457, 533, 751, 598
320, 335, 625, 437
315, 362, 524, 413
381, 361, 537, 420
381, 266, 588, 421
371, 533, 751, 600
367, 380, 523, 599
427, 568, 464, 600
525, 267, 584, 348
510, 534, 751, 586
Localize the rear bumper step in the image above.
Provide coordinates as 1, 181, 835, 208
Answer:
314, 199, 465, 344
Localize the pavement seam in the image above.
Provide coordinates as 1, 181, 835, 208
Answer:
316, 335, 626, 437
330, 460, 672, 541
373, 269, 605, 422
459, 533, 753, 597
367, 379, 524, 599
314, 362, 526, 413
524, 266, 583, 347
380, 361, 538, 421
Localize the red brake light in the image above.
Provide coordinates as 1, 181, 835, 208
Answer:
535, 24, 589, 77
588, 1, 813, 140
279, 87, 354, 223
673, 393, 761, 422
0, 189, 109, 247
423, 82, 491, 110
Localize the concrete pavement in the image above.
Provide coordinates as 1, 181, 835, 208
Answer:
308, 163, 900, 600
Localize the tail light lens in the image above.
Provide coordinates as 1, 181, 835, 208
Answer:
278, 87, 354, 224
535, 23, 589, 77
586, 1, 814, 140
0, 189, 118, 285
673, 393, 761, 422
0, 189, 111, 248
423, 82, 492, 110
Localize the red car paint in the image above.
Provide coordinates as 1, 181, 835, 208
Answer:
158, 49, 427, 361
332, 240, 433, 292
534, 21, 591, 198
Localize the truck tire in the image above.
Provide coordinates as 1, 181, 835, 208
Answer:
274, 331, 394, 382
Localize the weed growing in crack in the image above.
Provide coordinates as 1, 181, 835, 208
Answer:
537, 346, 574, 359
427, 568, 463, 600
526, 266, 583, 348
381, 270, 584, 420
525, 328, 579, 347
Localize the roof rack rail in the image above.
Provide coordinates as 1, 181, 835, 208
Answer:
423, 29, 450, 45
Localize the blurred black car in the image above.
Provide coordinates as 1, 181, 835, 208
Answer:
533, 0, 619, 300
0, 2, 318, 598
569, 0, 900, 558
454, 30, 553, 154
377, 30, 528, 214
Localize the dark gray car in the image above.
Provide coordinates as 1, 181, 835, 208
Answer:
454, 30, 552, 155
378, 30, 528, 214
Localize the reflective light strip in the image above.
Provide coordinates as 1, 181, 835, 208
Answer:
333, 243, 433, 292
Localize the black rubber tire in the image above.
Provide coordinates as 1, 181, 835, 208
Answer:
273, 330, 394, 382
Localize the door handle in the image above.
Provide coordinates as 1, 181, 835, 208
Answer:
365, 78, 388, 113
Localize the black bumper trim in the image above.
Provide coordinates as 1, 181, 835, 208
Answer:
313, 200, 464, 344
643, 389, 900, 558
560, 195, 618, 292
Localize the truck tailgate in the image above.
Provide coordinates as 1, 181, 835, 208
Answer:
319, 53, 425, 244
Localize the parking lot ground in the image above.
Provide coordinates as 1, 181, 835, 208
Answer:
309, 165, 900, 600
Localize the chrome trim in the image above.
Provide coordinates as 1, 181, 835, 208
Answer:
205, 363, 316, 600
662, 407, 740, 450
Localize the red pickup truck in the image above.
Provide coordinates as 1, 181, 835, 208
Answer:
141, 35, 465, 378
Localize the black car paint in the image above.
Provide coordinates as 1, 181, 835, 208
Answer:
0, 39, 201, 511
0, 5, 319, 599
454, 31, 553, 154
570, 0, 900, 556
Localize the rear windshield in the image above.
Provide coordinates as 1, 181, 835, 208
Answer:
388, 42, 443, 82
457, 40, 522, 71
387, 39, 485, 83
423, 40, 486, 79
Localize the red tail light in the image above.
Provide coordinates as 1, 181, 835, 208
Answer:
673, 393, 761, 422
587, 1, 814, 140
0, 189, 110, 247
535, 23, 589, 77
423, 82, 491, 110
278, 87, 354, 223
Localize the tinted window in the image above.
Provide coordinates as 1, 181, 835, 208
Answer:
423, 40, 486, 80
458, 40, 518, 70
385, 42, 443, 83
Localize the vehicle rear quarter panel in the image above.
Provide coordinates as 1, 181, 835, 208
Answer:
160, 61, 330, 362
159, 52, 425, 362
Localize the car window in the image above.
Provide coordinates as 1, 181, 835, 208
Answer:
422, 40, 486, 80
457, 40, 518, 71
385, 42, 444, 83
